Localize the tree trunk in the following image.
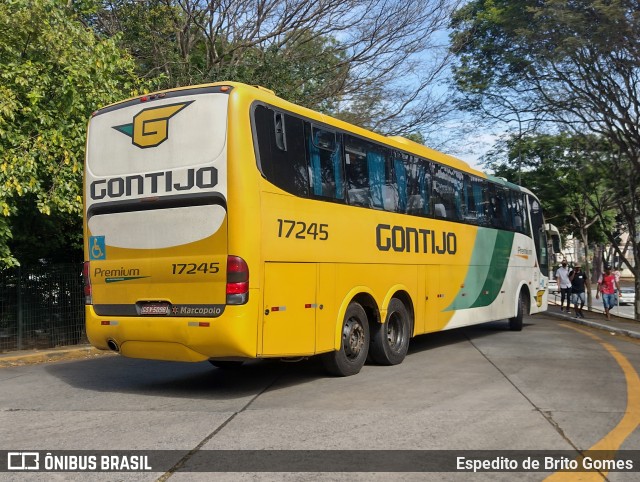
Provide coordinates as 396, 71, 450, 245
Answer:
580, 228, 592, 310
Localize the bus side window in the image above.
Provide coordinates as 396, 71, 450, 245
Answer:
489, 184, 503, 228
253, 105, 309, 197
308, 125, 344, 200
529, 195, 548, 276
345, 136, 371, 207
479, 180, 491, 226
521, 195, 530, 235
462, 175, 475, 222
493, 186, 512, 229
393, 157, 408, 213
367, 150, 385, 209
433, 164, 463, 221
508, 193, 520, 232
513, 192, 530, 235
380, 151, 399, 212
345, 137, 398, 212
502, 188, 514, 230
501, 188, 512, 228
467, 175, 490, 226
274, 112, 286, 151
404, 156, 430, 216
367, 148, 394, 211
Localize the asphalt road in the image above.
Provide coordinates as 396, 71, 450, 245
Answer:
1, 314, 639, 481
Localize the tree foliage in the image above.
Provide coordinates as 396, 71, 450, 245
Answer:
0, 0, 464, 267
89, 0, 460, 138
450, 0, 640, 317
485, 133, 616, 238
485, 132, 618, 302
0, 0, 150, 265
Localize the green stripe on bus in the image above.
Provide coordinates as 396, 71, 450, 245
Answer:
445, 228, 497, 311
469, 230, 514, 308
444, 229, 514, 311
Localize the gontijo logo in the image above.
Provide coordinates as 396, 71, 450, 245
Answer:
112, 101, 193, 148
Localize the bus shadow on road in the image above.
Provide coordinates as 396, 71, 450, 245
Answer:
44, 318, 533, 398
407, 318, 533, 356
44, 355, 300, 400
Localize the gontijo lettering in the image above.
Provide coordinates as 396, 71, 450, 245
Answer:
90, 167, 218, 201
376, 223, 457, 254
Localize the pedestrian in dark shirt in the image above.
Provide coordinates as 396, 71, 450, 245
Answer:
569, 264, 589, 318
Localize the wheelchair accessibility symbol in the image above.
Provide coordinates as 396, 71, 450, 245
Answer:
89, 236, 106, 260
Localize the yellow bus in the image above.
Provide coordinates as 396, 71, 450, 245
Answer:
83, 82, 550, 376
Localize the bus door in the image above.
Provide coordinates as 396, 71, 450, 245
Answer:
262, 263, 317, 356
424, 264, 441, 332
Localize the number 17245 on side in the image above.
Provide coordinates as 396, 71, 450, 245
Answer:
277, 219, 329, 240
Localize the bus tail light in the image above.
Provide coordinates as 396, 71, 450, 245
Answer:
83, 261, 93, 305
226, 255, 249, 305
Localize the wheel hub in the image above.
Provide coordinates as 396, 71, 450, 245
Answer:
343, 317, 365, 359
387, 313, 403, 349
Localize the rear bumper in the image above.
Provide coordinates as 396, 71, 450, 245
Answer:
85, 291, 259, 362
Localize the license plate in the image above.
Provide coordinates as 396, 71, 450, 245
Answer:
140, 304, 170, 315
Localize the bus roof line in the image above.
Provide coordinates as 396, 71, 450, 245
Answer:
92, 85, 234, 117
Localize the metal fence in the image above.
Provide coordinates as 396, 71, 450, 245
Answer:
0, 263, 85, 353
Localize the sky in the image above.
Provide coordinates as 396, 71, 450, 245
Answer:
455, 132, 498, 170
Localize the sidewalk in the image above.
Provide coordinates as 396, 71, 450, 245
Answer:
0, 345, 114, 368
546, 302, 640, 340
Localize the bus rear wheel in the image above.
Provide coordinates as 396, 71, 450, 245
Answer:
508, 292, 526, 331
369, 298, 410, 365
322, 302, 370, 376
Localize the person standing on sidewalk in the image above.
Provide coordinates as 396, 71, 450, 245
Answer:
569, 264, 589, 318
596, 265, 621, 320
556, 261, 572, 312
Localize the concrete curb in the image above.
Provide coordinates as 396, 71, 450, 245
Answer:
546, 311, 640, 340
0, 345, 115, 368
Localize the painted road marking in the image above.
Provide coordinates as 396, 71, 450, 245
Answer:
545, 324, 640, 481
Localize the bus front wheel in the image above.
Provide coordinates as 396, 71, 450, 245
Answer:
508, 293, 526, 331
322, 302, 370, 376
369, 298, 410, 365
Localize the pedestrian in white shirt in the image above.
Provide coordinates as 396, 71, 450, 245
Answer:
556, 261, 572, 312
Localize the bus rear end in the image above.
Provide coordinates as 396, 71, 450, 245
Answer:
84, 85, 256, 362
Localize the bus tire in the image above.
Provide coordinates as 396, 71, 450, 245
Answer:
508, 292, 526, 331
369, 298, 410, 365
209, 360, 244, 369
322, 302, 370, 377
